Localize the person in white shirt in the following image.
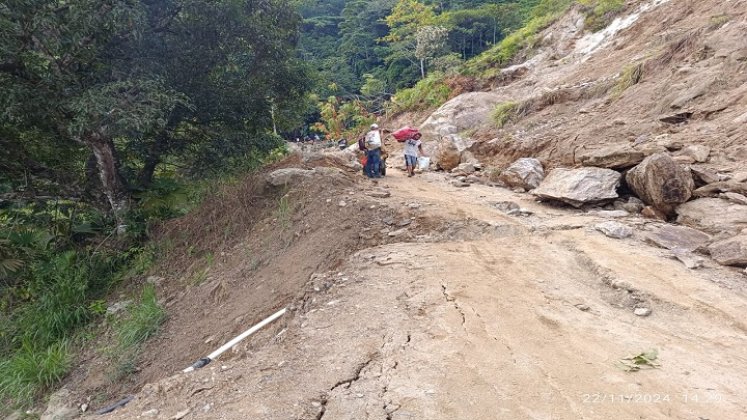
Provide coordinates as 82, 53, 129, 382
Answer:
364, 124, 382, 178
403, 132, 425, 177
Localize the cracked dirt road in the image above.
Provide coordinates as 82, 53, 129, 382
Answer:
105, 168, 747, 420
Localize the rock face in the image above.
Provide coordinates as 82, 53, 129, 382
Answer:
531, 168, 621, 207
708, 235, 747, 267
498, 158, 545, 190
723, 192, 747, 205
645, 225, 712, 252
677, 198, 747, 234
420, 92, 503, 137
266, 167, 344, 187
625, 153, 694, 215
577, 145, 645, 169
595, 221, 633, 239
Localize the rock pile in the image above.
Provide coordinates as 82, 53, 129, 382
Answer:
485, 142, 746, 270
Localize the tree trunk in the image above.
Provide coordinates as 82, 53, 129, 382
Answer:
84, 132, 130, 233
139, 154, 160, 189
420, 58, 425, 79
138, 133, 168, 189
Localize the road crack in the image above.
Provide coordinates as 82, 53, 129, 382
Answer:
330, 357, 374, 392
441, 283, 467, 329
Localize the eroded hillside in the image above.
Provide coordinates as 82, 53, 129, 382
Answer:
423, 0, 747, 172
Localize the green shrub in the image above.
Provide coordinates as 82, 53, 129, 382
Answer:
708, 14, 729, 30
579, 0, 625, 32
492, 102, 519, 127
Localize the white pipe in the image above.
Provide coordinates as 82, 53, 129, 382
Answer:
183, 308, 287, 373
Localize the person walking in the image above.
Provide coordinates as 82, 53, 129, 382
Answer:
364, 123, 382, 178
403, 132, 424, 177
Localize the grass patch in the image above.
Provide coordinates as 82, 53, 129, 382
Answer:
110, 285, 166, 377
188, 252, 214, 286
0, 341, 71, 406
612, 62, 644, 97
708, 14, 729, 30
492, 102, 519, 128
390, 73, 452, 113
579, 0, 625, 32
277, 194, 291, 229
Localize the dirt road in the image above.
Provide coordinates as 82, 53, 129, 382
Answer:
105, 167, 747, 420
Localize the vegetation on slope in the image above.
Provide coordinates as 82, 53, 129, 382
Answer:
0, 0, 305, 411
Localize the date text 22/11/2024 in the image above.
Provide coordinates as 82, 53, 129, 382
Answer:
581, 392, 724, 404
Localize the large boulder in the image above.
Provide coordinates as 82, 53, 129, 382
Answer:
577, 144, 645, 169
435, 141, 461, 171
498, 158, 545, 190
531, 168, 621, 208
708, 235, 747, 267
645, 225, 712, 252
625, 153, 694, 215
420, 92, 503, 137
676, 198, 747, 234
432, 134, 473, 171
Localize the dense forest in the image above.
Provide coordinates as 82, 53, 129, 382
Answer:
0, 0, 619, 411
295, 0, 540, 96
292, 0, 581, 137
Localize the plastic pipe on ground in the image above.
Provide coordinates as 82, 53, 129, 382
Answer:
183, 307, 287, 373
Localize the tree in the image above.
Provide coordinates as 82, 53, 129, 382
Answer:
382, 0, 440, 80
415, 25, 449, 77
0, 0, 309, 229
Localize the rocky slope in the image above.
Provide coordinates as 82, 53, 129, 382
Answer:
425, 0, 747, 170
419, 0, 747, 270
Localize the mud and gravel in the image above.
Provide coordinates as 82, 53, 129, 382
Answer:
91, 165, 747, 420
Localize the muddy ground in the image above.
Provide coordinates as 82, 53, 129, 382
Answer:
95, 164, 747, 420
